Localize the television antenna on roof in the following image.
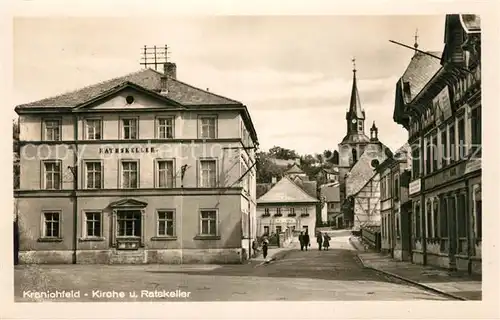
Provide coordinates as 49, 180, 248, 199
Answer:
140, 45, 171, 71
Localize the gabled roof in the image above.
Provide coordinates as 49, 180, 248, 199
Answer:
346, 143, 390, 197
109, 198, 148, 208
400, 51, 443, 104
17, 68, 241, 108
285, 163, 305, 174
257, 176, 318, 204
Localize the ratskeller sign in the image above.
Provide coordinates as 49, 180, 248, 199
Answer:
98, 146, 157, 154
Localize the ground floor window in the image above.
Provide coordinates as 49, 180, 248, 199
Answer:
432, 199, 439, 239
117, 211, 141, 237
474, 186, 482, 240
43, 211, 61, 238
85, 211, 102, 237
276, 226, 282, 233
457, 193, 467, 238
426, 200, 432, 238
395, 213, 401, 238
414, 201, 421, 238
157, 210, 175, 237
200, 210, 217, 236
440, 197, 448, 238
263, 226, 269, 235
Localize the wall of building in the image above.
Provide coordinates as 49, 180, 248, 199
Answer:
256, 203, 316, 236
16, 193, 245, 264
353, 174, 381, 229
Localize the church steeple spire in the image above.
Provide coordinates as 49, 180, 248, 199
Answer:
348, 57, 365, 120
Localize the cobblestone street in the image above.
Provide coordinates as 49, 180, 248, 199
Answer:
15, 233, 449, 302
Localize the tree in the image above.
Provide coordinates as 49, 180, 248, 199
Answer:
268, 146, 299, 160
256, 151, 286, 183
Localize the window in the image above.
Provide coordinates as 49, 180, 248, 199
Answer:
431, 135, 438, 172
122, 118, 138, 139
199, 116, 216, 139
289, 207, 295, 216
85, 161, 102, 189
121, 161, 138, 189
200, 210, 217, 236
85, 119, 102, 140
264, 208, 270, 215
44, 119, 61, 141
117, 211, 141, 237
433, 199, 439, 239
42, 211, 61, 238
276, 226, 282, 233
395, 214, 401, 238
448, 124, 456, 163
263, 226, 269, 235
412, 143, 420, 179
157, 117, 174, 139
157, 160, 174, 188
157, 210, 175, 237
426, 200, 432, 238
425, 138, 432, 175
471, 107, 481, 156
357, 120, 363, 132
301, 208, 309, 216
276, 208, 282, 216
352, 148, 358, 163
85, 212, 102, 237
415, 201, 421, 238
393, 174, 399, 200
43, 160, 61, 190
440, 197, 448, 238
441, 130, 448, 167
457, 193, 466, 238
199, 159, 217, 187
475, 198, 482, 240
458, 118, 466, 160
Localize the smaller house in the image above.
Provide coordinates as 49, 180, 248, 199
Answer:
257, 176, 318, 237
317, 166, 340, 184
319, 182, 341, 228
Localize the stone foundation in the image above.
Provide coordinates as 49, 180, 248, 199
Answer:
412, 251, 424, 265
19, 250, 73, 264
471, 257, 482, 275
426, 253, 451, 269
19, 248, 243, 264
393, 249, 402, 261
455, 256, 470, 273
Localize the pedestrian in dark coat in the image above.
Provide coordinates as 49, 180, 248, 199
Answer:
323, 233, 331, 250
316, 232, 323, 251
303, 232, 310, 251
262, 239, 269, 259
299, 232, 305, 251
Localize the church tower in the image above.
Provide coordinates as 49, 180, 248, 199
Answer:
338, 58, 371, 187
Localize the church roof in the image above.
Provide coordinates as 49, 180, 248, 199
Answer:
257, 176, 318, 204
341, 132, 371, 144
347, 65, 365, 119
346, 143, 391, 197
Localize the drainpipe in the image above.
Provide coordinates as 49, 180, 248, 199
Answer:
419, 116, 427, 266
70, 115, 79, 264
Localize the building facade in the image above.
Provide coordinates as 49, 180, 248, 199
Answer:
319, 182, 341, 227
393, 14, 481, 274
257, 175, 318, 237
14, 62, 259, 264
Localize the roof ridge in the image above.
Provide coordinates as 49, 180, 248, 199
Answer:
285, 176, 318, 201
18, 68, 148, 107
148, 67, 241, 105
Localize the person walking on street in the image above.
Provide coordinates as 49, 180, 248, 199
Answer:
262, 239, 269, 259
322, 233, 331, 251
316, 232, 323, 251
303, 232, 310, 251
299, 232, 305, 251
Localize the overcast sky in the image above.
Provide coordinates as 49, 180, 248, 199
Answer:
13, 16, 446, 155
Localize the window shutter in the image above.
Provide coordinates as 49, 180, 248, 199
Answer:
111, 211, 117, 246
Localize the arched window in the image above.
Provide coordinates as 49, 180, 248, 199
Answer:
352, 148, 358, 163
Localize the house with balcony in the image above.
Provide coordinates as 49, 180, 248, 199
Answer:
14, 61, 259, 264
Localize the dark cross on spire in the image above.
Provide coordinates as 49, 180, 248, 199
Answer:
140, 45, 170, 70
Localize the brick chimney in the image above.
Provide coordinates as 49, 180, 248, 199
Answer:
160, 62, 177, 94
164, 62, 177, 79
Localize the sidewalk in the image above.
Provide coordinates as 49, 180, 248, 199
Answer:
253, 237, 300, 264
350, 236, 482, 301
